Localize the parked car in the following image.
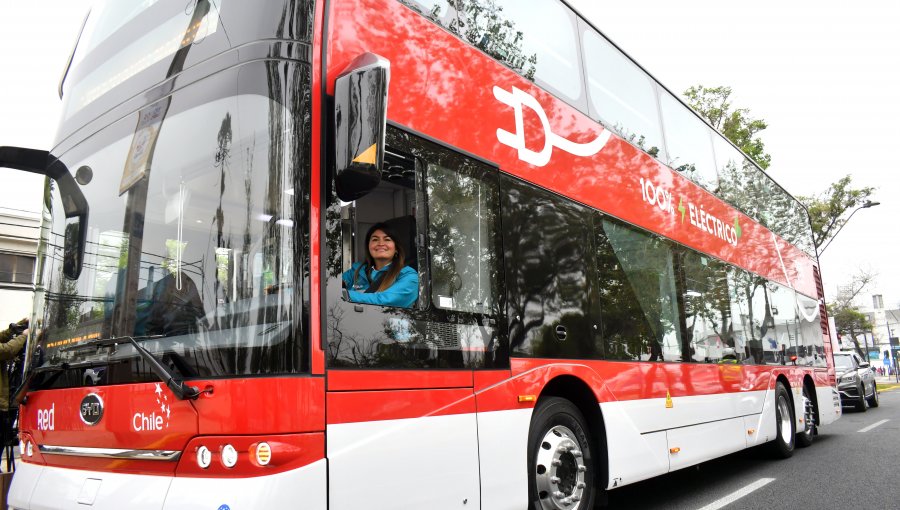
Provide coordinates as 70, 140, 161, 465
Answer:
834, 351, 878, 411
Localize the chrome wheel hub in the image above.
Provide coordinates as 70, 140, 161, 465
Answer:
777, 395, 792, 444
802, 393, 815, 435
535, 425, 586, 510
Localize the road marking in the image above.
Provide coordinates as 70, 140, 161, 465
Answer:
858, 419, 889, 433
696, 478, 776, 510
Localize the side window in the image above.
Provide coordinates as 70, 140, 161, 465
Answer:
327, 128, 505, 369
680, 251, 733, 363
596, 216, 681, 362
659, 92, 718, 192
463, 0, 584, 105
340, 149, 422, 310
0, 253, 35, 284
581, 25, 664, 160
797, 293, 825, 367
425, 159, 500, 314
728, 266, 766, 365
503, 176, 599, 359
769, 283, 799, 366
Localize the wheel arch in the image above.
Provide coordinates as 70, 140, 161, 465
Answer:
802, 373, 820, 426
537, 375, 609, 493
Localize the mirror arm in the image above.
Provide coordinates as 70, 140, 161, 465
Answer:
0, 146, 90, 278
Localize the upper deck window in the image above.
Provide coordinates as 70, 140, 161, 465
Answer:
62, 0, 223, 121
402, 0, 584, 105
659, 92, 719, 193
581, 28, 664, 160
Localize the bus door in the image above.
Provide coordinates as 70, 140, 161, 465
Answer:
324, 127, 508, 510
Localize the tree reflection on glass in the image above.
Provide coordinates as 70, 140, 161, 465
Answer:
598, 219, 680, 362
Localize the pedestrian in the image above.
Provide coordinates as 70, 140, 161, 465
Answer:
0, 319, 28, 463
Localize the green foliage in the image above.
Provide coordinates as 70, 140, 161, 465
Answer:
684, 85, 771, 169
798, 175, 876, 250
829, 303, 874, 357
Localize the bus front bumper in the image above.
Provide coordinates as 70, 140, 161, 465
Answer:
8, 458, 327, 510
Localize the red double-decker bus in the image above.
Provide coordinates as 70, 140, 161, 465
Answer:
0, 0, 840, 508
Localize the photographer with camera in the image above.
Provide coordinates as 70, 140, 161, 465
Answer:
0, 319, 28, 471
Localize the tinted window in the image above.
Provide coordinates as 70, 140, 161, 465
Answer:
503, 177, 598, 359
326, 129, 503, 369
0, 253, 35, 284
680, 251, 733, 363
426, 157, 501, 314
660, 93, 718, 192
728, 267, 767, 365
463, 0, 583, 103
38, 61, 310, 388
597, 218, 680, 361
797, 293, 825, 367
398, 0, 464, 33
581, 27, 663, 159
769, 283, 799, 366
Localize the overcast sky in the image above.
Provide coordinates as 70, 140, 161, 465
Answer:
2, 0, 898, 308
568, 0, 900, 309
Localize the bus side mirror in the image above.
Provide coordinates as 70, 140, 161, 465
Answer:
333, 52, 390, 202
0, 146, 89, 279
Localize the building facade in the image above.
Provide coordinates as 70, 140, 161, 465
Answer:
0, 207, 40, 327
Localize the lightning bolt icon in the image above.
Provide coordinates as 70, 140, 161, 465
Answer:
678, 198, 686, 224
733, 216, 742, 239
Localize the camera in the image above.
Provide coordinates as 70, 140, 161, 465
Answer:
7, 320, 28, 337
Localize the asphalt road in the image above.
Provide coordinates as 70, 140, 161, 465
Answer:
605, 389, 900, 509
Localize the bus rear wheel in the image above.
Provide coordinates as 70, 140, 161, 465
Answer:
769, 382, 795, 458
528, 397, 596, 510
796, 384, 816, 448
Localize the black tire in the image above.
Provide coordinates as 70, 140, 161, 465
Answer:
528, 397, 596, 510
867, 381, 880, 408
769, 382, 795, 459
855, 383, 867, 412
796, 384, 816, 448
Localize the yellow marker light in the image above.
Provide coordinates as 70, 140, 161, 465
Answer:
665, 391, 673, 409
669, 447, 680, 454
255, 442, 272, 466
747, 429, 756, 435
352, 143, 378, 165
517, 395, 537, 403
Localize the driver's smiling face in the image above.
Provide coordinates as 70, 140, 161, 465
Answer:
368, 229, 396, 269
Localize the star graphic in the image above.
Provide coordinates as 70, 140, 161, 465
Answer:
166, 405, 171, 419
160, 402, 166, 413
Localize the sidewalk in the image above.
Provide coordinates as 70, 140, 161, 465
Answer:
876, 375, 900, 387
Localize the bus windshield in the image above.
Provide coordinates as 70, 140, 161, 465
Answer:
33, 63, 309, 388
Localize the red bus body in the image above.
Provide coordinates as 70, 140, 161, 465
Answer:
8, 0, 839, 508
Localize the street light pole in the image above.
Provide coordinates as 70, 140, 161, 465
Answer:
818, 200, 880, 256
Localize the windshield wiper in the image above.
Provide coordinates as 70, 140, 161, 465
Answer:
41, 335, 200, 400
107, 336, 201, 400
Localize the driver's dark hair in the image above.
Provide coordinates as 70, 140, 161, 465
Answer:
353, 222, 406, 292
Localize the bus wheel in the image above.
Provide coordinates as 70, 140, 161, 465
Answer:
796, 384, 816, 448
769, 382, 795, 458
528, 397, 595, 510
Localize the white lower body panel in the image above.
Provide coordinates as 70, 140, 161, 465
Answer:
7, 459, 327, 510
816, 385, 842, 426
475, 408, 531, 510
327, 413, 481, 510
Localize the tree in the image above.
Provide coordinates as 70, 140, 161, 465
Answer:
829, 268, 877, 357
798, 175, 876, 251
683, 85, 771, 169
685, 84, 877, 251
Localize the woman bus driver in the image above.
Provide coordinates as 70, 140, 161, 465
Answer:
342, 223, 419, 308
